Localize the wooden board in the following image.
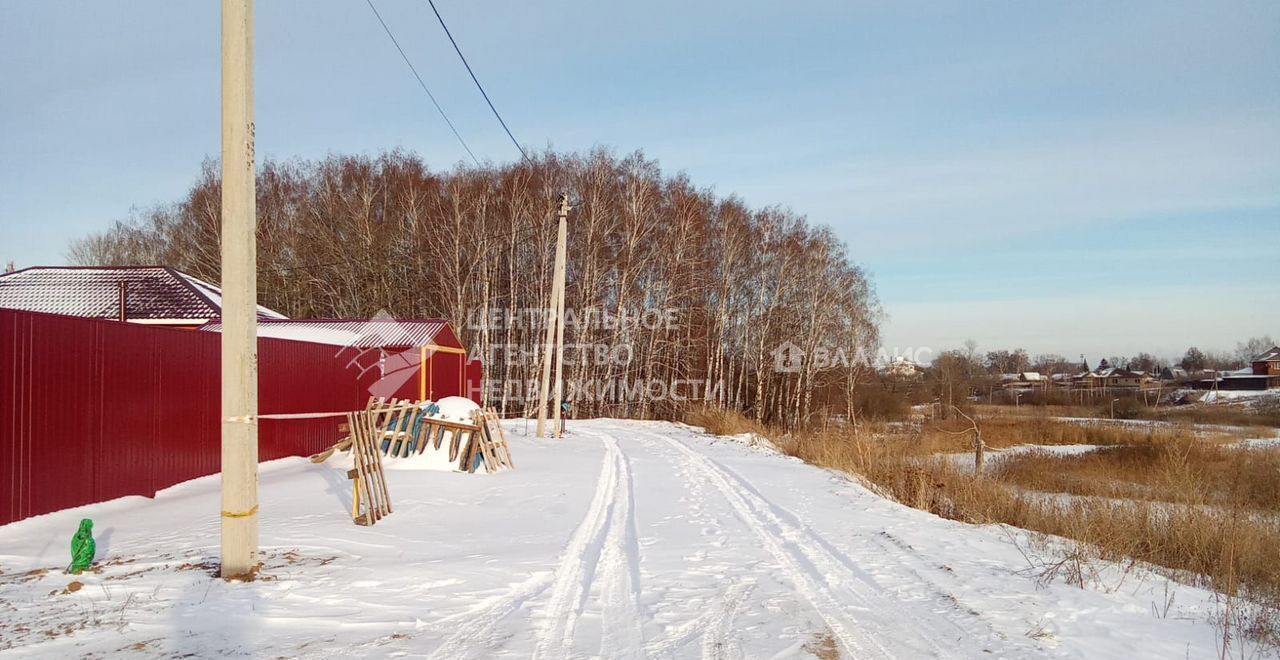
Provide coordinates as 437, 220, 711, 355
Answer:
348, 408, 393, 525
313, 398, 513, 476
485, 409, 515, 470
309, 396, 380, 463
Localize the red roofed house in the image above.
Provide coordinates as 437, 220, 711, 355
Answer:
0, 266, 286, 328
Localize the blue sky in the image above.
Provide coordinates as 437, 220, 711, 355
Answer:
1, 1, 1276, 360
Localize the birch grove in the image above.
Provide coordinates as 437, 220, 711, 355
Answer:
69, 149, 880, 429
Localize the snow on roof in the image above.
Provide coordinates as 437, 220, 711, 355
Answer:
200, 318, 450, 349
1253, 346, 1280, 362
0, 266, 286, 322
180, 272, 287, 320
1020, 372, 1044, 381
1087, 367, 1144, 378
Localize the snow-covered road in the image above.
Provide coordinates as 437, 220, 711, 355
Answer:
0, 420, 1228, 658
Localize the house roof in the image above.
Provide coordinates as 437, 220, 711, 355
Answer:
199, 318, 453, 349
0, 266, 286, 322
1086, 367, 1144, 378
1253, 346, 1280, 363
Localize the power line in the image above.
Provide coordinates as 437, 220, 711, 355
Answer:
425, 0, 531, 163
364, 0, 481, 167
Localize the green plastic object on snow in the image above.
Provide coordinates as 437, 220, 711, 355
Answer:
68, 518, 95, 575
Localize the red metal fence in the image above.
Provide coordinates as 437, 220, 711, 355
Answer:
1, 309, 479, 526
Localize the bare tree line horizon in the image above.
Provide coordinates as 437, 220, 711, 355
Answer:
920, 336, 1277, 378
66, 148, 880, 429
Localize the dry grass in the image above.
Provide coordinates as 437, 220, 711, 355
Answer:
803, 631, 840, 660
993, 442, 1280, 513
920, 415, 1244, 452
684, 407, 769, 438
974, 400, 1280, 429
1156, 405, 1280, 429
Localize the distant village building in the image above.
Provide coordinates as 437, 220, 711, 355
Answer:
1072, 357, 1158, 391
1253, 347, 1280, 377
1202, 346, 1280, 391
883, 355, 924, 379
0, 266, 286, 328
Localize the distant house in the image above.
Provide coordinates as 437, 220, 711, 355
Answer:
1204, 347, 1280, 391
1075, 365, 1155, 390
883, 356, 923, 379
1253, 347, 1280, 377
1159, 366, 1188, 381
0, 266, 286, 328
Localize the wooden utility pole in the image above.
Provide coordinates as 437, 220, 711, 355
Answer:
220, 0, 259, 579
535, 194, 569, 437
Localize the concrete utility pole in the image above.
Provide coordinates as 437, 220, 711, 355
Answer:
535, 194, 569, 438
220, 0, 259, 579
550, 195, 570, 437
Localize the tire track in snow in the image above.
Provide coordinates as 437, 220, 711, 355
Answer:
596, 435, 645, 660
531, 431, 643, 660
429, 431, 633, 660
641, 579, 755, 659
637, 428, 963, 660
700, 580, 755, 660
425, 571, 554, 660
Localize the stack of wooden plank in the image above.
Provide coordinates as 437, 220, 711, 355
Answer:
466, 408, 515, 473
346, 405, 397, 526
310, 398, 515, 475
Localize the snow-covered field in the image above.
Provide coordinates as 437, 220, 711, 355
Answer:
0, 419, 1232, 658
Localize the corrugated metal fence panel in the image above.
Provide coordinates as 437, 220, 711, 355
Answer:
428, 351, 463, 401
2, 311, 33, 524
466, 359, 483, 405
257, 337, 377, 461
0, 308, 450, 526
